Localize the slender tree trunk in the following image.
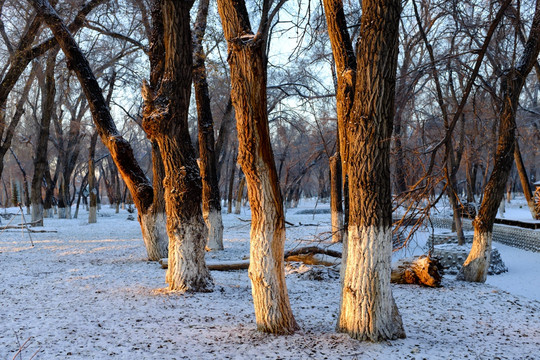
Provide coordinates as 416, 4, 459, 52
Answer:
330, 153, 343, 243
31, 61, 53, 224
217, 0, 298, 334
234, 174, 245, 215
227, 155, 236, 214
88, 131, 98, 224
193, 0, 223, 251
514, 139, 537, 218
142, 0, 211, 291
460, 0, 540, 282
335, 0, 405, 341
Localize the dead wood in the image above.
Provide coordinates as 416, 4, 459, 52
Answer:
391, 255, 443, 287
160, 246, 442, 287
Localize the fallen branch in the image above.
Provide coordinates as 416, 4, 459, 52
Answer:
159, 247, 443, 287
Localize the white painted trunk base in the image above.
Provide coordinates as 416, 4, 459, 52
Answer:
458, 231, 492, 282
337, 225, 405, 341
140, 212, 168, 261
88, 206, 97, 224
31, 203, 44, 226
204, 209, 224, 251
249, 223, 298, 334
331, 210, 343, 243
166, 220, 212, 292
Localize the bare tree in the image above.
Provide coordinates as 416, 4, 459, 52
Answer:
216, 0, 299, 334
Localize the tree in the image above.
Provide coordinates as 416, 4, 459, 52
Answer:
325, 0, 406, 341
216, 0, 299, 334
193, 0, 224, 251
460, 0, 540, 282
142, 0, 212, 292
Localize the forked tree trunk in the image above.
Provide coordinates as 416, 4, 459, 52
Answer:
333, 0, 405, 341
330, 153, 343, 243
142, 0, 211, 291
193, 0, 223, 251
460, 0, 540, 282
217, 0, 298, 334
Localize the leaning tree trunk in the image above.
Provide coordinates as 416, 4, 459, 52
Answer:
28, 0, 155, 247
217, 0, 298, 334
193, 0, 224, 251
142, 0, 211, 292
514, 139, 537, 219
459, 0, 540, 282
335, 0, 405, 341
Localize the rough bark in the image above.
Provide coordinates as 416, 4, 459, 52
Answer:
193, 0, 223, 251
142, 0, 211, 292
334, 0, 405, 341
460, 0, 540, 282
217, 0, 298, 334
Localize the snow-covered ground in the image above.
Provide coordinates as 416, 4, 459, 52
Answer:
1, 199, 539, 359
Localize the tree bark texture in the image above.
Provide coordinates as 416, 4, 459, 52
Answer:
460, 0, 540, 282
28, 0, 154, 241
142, 0, 211, 292
335, 0, 405, 341
217, 0, 298, 334
193, 0, 223, 251
88, 131, 98, 224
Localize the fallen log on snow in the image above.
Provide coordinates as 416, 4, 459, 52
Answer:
391, 255, 443, 287
159, 247, 443, 287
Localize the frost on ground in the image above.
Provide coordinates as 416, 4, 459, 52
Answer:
1, 202, 540, 359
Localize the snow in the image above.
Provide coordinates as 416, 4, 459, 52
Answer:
1, 200, 540, 359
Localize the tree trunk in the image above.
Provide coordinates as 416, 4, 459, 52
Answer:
460, 0, 540, 282
227, 154, 236, 214
88, 131, 98, 224
514, 139, 537, 219
193, 0, 223, 251
31, 53, 56, 226
330, 153, 343, 243
217, 0, 298, 334
234, 174, 245, 215
142, 0, 211, 292
334, 0, 405, 341
139, 141, 168, 261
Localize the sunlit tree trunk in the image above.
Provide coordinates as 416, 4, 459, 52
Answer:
332, 0, 406, 341
142, 0, 211, 291
217, 0, 298, 334
460, 0, 540, 282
